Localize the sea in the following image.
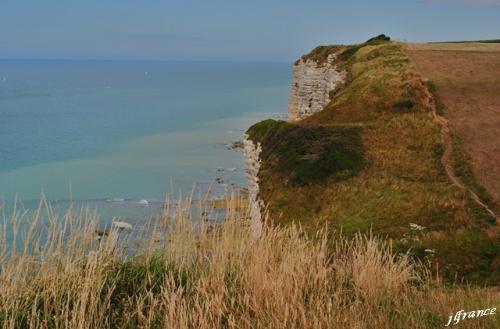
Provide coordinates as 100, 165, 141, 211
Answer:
0, 60, 290, 225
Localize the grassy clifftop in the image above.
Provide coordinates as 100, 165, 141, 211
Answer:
246, 37, 499, 284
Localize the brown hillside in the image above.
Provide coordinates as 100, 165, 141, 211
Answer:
406, 43, 500, 214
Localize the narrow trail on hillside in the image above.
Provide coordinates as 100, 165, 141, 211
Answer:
431, 97, 498, 221
405, 46, 498, 221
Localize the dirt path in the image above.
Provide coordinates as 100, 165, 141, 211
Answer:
405, 43, 499, 219
432, 104, 497, 219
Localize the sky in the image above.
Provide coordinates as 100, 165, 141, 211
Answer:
1, 0, 499, 62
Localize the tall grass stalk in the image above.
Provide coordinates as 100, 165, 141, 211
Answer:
0, 195, 498, 328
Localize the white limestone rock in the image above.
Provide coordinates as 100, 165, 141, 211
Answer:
288, 53, 346, 121
243, 134, 264, 239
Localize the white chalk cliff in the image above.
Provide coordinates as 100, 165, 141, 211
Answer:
288, 53, 346, 121
243, 134, 264, 238
244, 49, 346, 236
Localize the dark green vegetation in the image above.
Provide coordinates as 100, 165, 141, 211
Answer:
393, 99, 415, 112
338, 34, 391, 62
247, 120, 364, 185
246, 37, 499, 284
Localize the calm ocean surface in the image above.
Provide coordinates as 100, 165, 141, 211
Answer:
0, 60, 290, 222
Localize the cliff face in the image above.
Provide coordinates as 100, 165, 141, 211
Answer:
288, 53, 346, 121
243, 134, 264, 238
244, 51, 347, 235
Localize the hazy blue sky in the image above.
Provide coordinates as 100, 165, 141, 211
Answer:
1, 0, 499, 61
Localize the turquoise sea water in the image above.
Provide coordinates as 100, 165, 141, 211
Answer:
0, 60, 290, 222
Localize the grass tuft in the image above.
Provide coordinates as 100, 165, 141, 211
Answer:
393, 99, 415, 112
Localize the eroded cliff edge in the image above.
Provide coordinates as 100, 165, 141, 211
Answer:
243, 134, 264, 238
288, 53, 346, 121
244, 35, 499, 284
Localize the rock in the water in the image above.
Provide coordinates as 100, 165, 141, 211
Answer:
112, 221, 133, 230
226, 140, 244, 150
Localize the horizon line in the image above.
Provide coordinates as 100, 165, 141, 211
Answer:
0, 57, 293, 64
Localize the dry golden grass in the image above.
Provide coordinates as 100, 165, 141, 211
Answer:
406, 42, 500, 53
0, 196, 498, 328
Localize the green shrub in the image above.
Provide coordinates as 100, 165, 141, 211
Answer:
366, 34, 391, 43
393, 99, 415, 112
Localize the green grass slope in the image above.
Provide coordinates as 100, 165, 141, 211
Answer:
246, 36, 499, 284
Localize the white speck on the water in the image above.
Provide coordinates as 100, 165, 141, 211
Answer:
138, 199, 149, 205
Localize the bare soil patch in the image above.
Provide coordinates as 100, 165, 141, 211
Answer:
406, 43, 500, 211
